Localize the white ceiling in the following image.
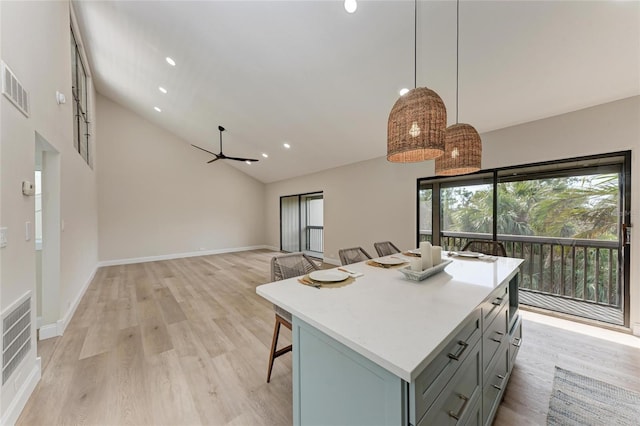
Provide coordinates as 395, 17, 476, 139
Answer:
72, 0, 640, 183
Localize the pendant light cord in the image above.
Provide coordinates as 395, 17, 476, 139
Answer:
455, 0, 460, 123
414, 0, 417, 89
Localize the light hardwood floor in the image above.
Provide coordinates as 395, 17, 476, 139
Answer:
19, 250, 640, 425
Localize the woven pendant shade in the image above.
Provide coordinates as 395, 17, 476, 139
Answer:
435, 123, 482, 176
387, 87, 447, 163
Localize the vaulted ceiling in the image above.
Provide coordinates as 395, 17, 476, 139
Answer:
72, 1, 640, 183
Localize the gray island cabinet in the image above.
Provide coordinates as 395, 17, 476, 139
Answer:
257, 255, 523, 425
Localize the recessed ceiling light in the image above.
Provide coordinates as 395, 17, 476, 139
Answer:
154, 106, 162, 112
245, 160, 252, 165
399, 88, 410, 96
344, 0, 357, 13
283, 143, 291, 149
262, 153, 269, 158
165, 57, 176, 66
158, 86, 167, 94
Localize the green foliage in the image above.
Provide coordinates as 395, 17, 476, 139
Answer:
432, 173, 622, 309
441, 174, 619, 241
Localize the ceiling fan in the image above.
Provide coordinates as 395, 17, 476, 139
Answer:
192, 125, 259, 164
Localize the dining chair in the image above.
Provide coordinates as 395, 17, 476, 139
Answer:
267, 252, 320, 383
374, 241, 401, 257
338, 247, 372, 265
461, 239, 507, 257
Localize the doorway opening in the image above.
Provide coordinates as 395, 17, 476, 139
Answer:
35, 133, 61, 340
280, 192, 324, 258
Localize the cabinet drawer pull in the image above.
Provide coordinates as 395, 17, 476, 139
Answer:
447, 393, 469, 420
512, 337, 522, 347
495, 331, 504, 336
490, 335, 503, 343
492, 373, 508, 391
447, 340, 469, 361
492, 297, 504, 306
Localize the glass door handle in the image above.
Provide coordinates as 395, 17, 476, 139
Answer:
623, 224, 631, 245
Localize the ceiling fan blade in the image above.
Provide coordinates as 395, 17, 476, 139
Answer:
192, 144, 217, 156
195, 127, 258, 165
226, 156, 260, 162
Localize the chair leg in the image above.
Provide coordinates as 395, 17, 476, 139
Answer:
267, 315, 281, 383
267, 315, 293, 383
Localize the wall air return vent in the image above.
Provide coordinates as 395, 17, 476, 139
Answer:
1, 61, 30, 117
2, 295, 31, 385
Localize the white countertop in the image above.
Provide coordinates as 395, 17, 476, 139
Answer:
256, 254, 523, 382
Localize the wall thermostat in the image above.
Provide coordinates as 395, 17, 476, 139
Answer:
22, 180, 34, 196
56, 91, 66, 105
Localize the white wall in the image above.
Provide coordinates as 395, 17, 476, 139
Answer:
0, 1, 99, 423
265, 96, 640, 330
96, 94, 266, 263
265, 159, 432, 263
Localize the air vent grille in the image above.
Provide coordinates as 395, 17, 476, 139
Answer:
2, 297, 31, 385
1, 61, 30, 117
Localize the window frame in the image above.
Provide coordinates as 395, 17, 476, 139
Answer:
70, 25, 91, 167
416, 150, 631, 327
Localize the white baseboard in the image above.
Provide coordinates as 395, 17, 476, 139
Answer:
38, 323, 59, 340
0, 358, 41, 426
633, 322, 640, 337
37, 267, 96, 340
97, 245, 277, 267
56, 266, 97, 336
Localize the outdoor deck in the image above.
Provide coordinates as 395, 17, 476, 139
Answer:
427, 231, 626, 327
519, 289, 623, 325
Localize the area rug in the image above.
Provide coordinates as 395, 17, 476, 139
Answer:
547, 366, 640, 426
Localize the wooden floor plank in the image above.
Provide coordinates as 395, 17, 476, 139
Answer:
137, 299, 174, 356
79, 299, 121, 359
56, 351, 112, 426
107, 326, 154, 426
19, 249, 640, 426
154, 286, 187, 324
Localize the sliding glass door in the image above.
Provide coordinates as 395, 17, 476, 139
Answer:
280, 192, 324, 257
417, 152, 631, 327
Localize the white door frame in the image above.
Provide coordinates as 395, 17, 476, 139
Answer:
35, 132, 61, 340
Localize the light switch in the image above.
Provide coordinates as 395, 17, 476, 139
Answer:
0, 227, 7, 248
25, 221, 31, 241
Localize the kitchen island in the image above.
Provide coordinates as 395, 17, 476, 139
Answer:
257, 254, 524, 425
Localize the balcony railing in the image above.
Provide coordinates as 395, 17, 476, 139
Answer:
419, 230, 620, 309
305, 225, 324, 253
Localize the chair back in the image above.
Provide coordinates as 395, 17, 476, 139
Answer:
338, 247, 372, 265
462, 240, 507, 257
271, 252, 320, 281
374, 241, 401, 257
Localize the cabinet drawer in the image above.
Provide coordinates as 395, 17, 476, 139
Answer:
482, 304, 508, 379
508, 315, 523, 369
463, 392, 483, 426
417, 341, 482, 426
412, 309, 482, 422
480, 284, 508, 331
482, 341, 510, 426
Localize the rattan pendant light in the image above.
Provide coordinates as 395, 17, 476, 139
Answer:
387, 0, 446, 163
435, 0, 481, 176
